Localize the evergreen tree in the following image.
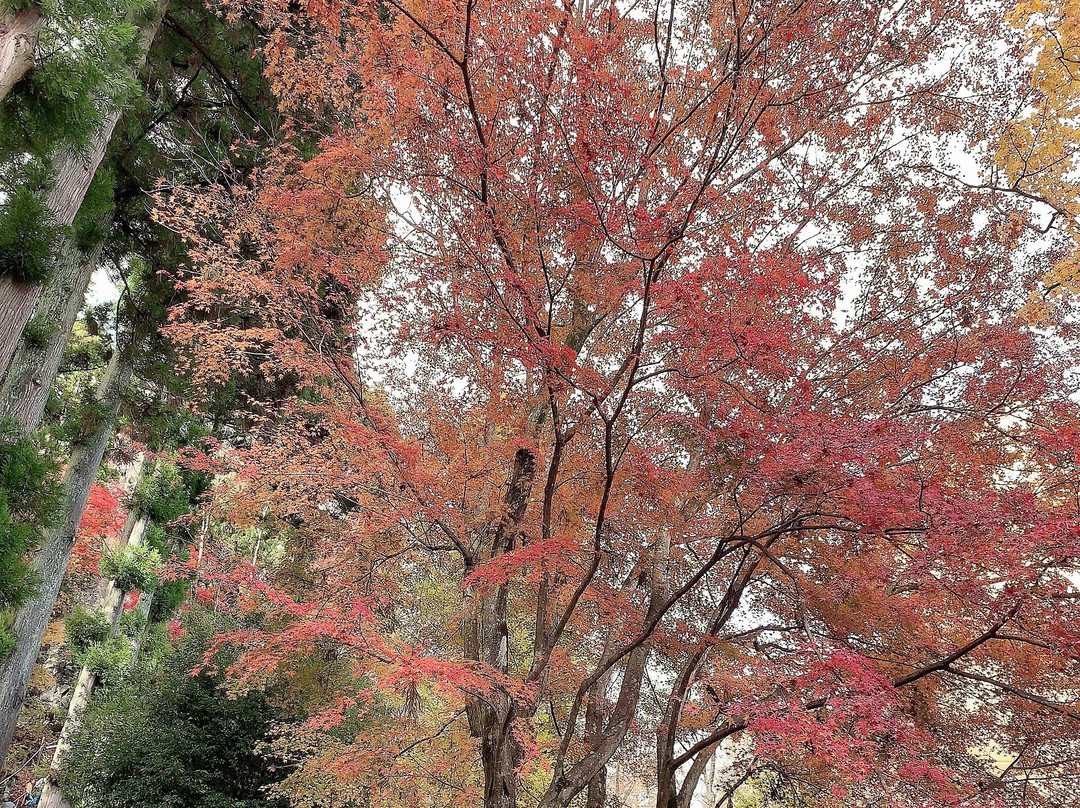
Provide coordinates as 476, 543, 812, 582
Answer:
60, 611, 288, 808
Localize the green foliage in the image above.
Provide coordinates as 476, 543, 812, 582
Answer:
61, 611, 289, 808
64, 606, 110, 654
0, 418, 60, 647
132, 460, 191, 524
98, 543, 162, 593
118, 605, 146, 638
76, 635, 132, 684
71, 168, 117, 251
143, 530, 190, 622
143, 521, 167, 554
0, 0, 37, 14
0, 0, 155, 162
23, 313, 57, 350
0, 185, 60, 283
0, 58, 108, 159
0, 619, 16, 659
732, 772, 816, 808
59, 319, 110, 373
45, 329, 113, 445
148, 575, 187, 623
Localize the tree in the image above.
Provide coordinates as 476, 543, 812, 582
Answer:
1001, 0, 1080, 307
0, 0, 276, 771
0, 418, 59, 653
0, 349, 131, 765
0, 0, 166, 379
59, 610, 289, 808
164, 1, 1080, 807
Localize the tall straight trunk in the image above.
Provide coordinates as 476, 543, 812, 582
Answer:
0, 231, 107, 432
38, 513, 148, 808
0, 7, 39, 102
0, 350, 132, 767
0, 0, 165, 379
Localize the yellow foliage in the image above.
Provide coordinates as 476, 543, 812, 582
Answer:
1003, 0, 1080, 297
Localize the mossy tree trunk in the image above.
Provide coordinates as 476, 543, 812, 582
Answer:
0, 350, 131, 767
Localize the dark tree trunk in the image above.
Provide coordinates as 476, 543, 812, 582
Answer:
465, 447, 536, 808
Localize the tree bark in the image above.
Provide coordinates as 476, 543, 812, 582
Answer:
584, 685, 608, 808
0, 0, 165, 380
540, 533, 671, 808
38, 513, 147, 808
0, 7, 39, 103
0, 350, 132, 768
464, 447, 536, 808
0, 232, 106, 432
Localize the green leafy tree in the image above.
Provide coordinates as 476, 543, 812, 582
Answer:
60, 612, 289, 808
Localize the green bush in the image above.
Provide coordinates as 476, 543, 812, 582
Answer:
133, 461, 191, 524
61, 611, 289, 808
98, 544, 163, 593
118, 606, 146, 638
22, 313, 56, 350
64, 607, 110, 654
0, 623, 15, 660
0, 186, 60, 284
77, 635, 132, 684
0, 419, 60, 654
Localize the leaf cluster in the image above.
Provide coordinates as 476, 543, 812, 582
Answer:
98, 543, 162, 593
0, 418, 60, 657
63, 606, 111, 655
0, 185, 61, 284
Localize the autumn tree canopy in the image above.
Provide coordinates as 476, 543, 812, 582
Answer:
115, 0, 1080, 806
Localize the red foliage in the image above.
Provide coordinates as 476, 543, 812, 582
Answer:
162, 0, 1080, 805
70, 483, 126, 578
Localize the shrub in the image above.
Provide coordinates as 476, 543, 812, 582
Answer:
77, 636, 132, 684
98, 544, 163, 593
0, 186, 59, 284
64, 607, 110, 654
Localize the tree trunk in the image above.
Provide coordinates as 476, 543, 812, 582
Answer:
38, 514, 147, 808
0, 233, 106, 432
584, 687, 607, 808
0, 7, 39, 102
0, 0, 165, 379
540, 533, 671, 808
0, 350, 132, 768
465, 447, 536, 808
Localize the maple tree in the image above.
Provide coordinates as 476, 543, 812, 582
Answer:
1000, 0, 1080, 307
160, 0, 1080, 807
